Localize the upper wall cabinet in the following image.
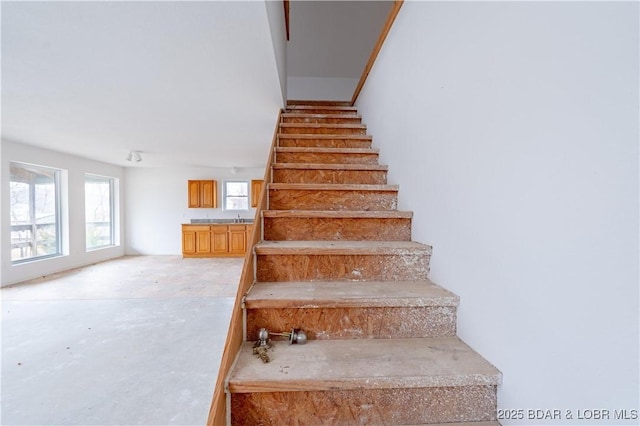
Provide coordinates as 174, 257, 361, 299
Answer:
251, 179, 264, 208
188, 180, 218, 208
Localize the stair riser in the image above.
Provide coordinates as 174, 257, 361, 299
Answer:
272, 168, 387, 184
269, 189, 398, 211
246, 306, 456, 340
278, 137, 372, 149
282, 116, 362, 125
275, 151, 379, 165
263, 217, 411, 241
230, 386, 497, 425
255, 253, 430, 282
280, 126, 367, 135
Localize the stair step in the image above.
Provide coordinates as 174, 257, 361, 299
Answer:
229, 337, 501, 391
268, 183, 398, 211
228, 337, 501, 425
287, 100, 353, 107
286, 104, 358, 115
278, 134, 373, 148
245, 280, 458, 340
282, 113, 363, 124
262, 209, 411, 240
280, 123, 367, 135
275, 147, 379, 165
246, 280, 457, 308
254, 240, 431, 282
255, 240, 431, 255
272, 163, 388, 184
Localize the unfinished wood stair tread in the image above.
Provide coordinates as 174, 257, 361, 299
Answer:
280, 123, 367, 130
282, 112, 361, 118
287, 100, 353, 106
245, 280, 459, 308
275, 146, 379, 154
262, 210, 410, 218
286, 104, 358, 112
269, 183, 398, 191
279, 134, 372, 140
227, 336, 502, 393
272, 163, 387, 171
254, 240, 432, 256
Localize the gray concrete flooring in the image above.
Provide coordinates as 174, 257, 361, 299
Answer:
1, 255, 243, 426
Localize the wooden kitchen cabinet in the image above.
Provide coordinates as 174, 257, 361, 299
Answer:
182, 224, 252, 257
188, 180, 217, 208
182, 225, 211, 255
211, 225, 229, 255
229, 225, 247, 255
251, 180, 264, 208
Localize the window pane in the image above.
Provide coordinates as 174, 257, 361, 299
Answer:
224, 181, 249, 211
225, 196, 249, 210
226, 182, 248, 196
10, 162, 61, 263
85, 175, 114, 249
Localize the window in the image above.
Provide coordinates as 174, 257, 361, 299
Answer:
223, 180, 249, 211
85, 174, 115, 250
10, 162, 62, 263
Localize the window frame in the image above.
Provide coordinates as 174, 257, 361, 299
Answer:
9, 161, 63, 264
84, 173, 116, 251
222, 180, 249, 212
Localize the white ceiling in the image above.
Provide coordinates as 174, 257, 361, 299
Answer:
1, 1, 284, 168
1, 1, 391, 169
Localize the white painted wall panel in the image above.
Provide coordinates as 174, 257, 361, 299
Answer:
357, 2, 638, 421
125, 166, 264, 255
1, 141, 125, 286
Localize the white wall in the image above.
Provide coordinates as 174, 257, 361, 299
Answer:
357, 2, 638, 423
125, 166, 264, 255
287, 76, 358, 101
1, 141, 125, 286
265, 0, 287, 104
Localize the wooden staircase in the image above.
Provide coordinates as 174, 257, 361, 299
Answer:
226, 101, 502, 425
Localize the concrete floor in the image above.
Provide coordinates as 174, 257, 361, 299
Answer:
1, 255, 243, 426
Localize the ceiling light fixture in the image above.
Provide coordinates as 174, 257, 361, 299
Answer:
127, 150, 142, 162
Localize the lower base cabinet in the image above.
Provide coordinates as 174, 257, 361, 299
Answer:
182, 224, 252, 257
182, 225, 211, 255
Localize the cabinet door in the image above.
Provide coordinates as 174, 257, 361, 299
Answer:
211, 225, 228, 254
200, 180, 217, 208
188, 180, 217, 208
188, 180, 201, 208
251, 180, 264, 208
196, 229, 211, 253
182, 230, 197, 254
229, 225, 246, 254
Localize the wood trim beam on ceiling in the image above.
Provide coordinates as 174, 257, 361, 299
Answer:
284, 0, 290, 41
350, 0, 404, 106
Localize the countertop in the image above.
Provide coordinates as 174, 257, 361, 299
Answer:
186, 219, 254, 224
